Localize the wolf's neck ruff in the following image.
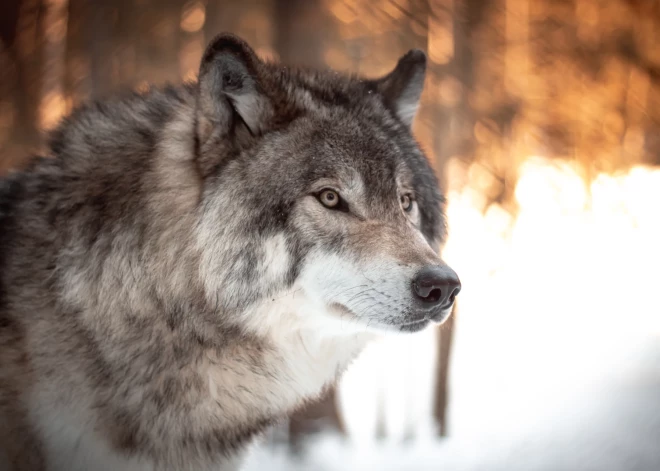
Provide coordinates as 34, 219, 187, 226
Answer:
0, 33, 458, 470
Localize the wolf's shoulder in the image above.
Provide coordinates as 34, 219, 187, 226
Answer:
46, 84, 197, 167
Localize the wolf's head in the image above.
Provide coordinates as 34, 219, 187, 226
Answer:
195, 34, 460, 335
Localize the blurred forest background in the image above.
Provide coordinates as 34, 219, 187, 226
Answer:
3, 0, 659, 180
1, 0, 660, 469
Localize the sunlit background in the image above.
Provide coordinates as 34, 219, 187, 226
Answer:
1, 0, 659, 469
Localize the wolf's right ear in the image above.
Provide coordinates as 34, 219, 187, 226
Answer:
370, 49, 427, 128
196, 34, 273, 146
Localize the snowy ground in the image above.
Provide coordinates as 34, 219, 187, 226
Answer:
245, 336, 660, 471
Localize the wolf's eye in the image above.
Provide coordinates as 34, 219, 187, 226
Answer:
318, 189, 340, 209
401, 194, 413, 212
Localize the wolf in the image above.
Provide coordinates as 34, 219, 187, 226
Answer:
0, 33, 460, 470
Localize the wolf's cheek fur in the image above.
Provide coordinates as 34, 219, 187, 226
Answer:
292, 235, 441, 332
271, 200, 442, 331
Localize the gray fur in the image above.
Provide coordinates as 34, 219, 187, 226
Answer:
0, 33, 456, 470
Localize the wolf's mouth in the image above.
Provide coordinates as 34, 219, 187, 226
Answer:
397, 307, 453, 332
328, 300, 452, 333
397, 316, 431, 333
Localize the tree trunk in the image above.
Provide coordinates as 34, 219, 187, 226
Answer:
13, 0, 46, 152
431, 0, 483, 437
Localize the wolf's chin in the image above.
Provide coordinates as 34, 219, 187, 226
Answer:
394, 306, 453, 333
397, 318, 432, 333
326, 301, 453, 335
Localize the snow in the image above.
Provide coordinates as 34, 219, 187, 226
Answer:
245, 337, 660, 471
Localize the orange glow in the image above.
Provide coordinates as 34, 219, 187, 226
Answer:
438, 77, 462, 107
179, 36, 204, 81
39, 0, 69, 131
180, 1, 206, 33
256, 47, 279, 62
427, 11, 453, 65
324, 47, 349, 71
39, 92, 66, 130
382, 0, 406, 20
134, 80, 150, 94
44, 17, 67, 43
330, 2, 357, 24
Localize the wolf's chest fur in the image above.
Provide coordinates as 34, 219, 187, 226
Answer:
27, 306, 368, 471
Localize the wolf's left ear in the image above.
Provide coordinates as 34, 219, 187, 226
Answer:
196, 34, 273, 142
371, 50, 427, 128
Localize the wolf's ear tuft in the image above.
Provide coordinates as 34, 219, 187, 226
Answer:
371, 49, 427, 128
197, 34, 273, 140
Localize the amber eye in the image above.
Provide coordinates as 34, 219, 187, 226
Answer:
401, 194, 413, 212
318, 189, 340, 209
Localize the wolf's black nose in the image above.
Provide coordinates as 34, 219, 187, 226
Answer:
412, 266, 461, 309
